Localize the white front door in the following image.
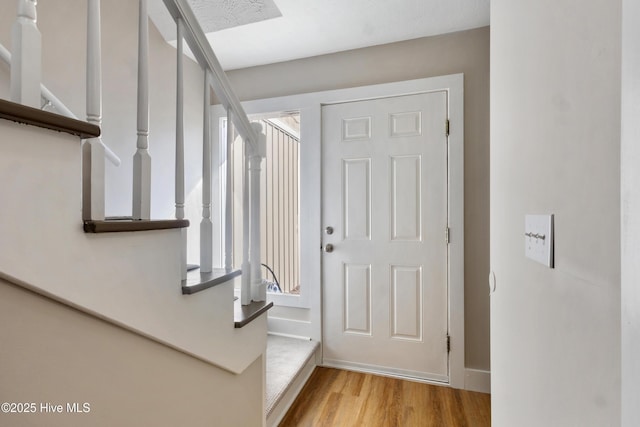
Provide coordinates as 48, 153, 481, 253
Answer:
322, 91, 449, 381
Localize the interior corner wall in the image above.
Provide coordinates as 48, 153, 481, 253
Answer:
491, 1, 621, 426
621, 1, 640, 426
0, 0, 205, 219
226, 27, 491, 373
0, 279, 263, 427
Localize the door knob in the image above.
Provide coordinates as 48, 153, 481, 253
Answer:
324, 244, 334, 253
325, 226, 334, 235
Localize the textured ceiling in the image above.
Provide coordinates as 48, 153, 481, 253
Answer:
149, 0, 490, 70
188, 0, 282, 32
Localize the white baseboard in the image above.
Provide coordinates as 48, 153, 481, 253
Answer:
267, 331, 311, 341
464, 368, 491, 394
322, 359, 449, 385
267, 316, 312, 340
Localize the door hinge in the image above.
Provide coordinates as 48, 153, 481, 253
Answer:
447, 335, 451, 353
445, 227, 450, 244
445, 119, 450, 137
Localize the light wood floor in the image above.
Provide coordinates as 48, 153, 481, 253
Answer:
279, 367, 490, 427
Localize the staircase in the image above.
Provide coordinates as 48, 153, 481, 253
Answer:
0, 1, 273, 425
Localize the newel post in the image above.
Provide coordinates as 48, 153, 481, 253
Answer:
241, 143, 251, 305
11, 0, 41, 108
249, 123, 267, 302
200, 69, 213, 273
175, 18, 186, 280
83, 0, 105, 221
132, 0, 151, 220
224, 108, 234, 271
241, 125, 267, 305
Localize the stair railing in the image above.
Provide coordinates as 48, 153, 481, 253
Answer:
0, 34, 120, 166
161, 0, 266, 302
6, 0, 265, 304
6, 0, 120, 219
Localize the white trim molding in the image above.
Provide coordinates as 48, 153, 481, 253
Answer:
323, 359, 449, 384
464, 368, 491, 394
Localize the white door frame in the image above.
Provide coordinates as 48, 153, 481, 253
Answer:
212, 74, 465, 388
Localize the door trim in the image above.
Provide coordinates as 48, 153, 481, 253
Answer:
212, 74, 465, 388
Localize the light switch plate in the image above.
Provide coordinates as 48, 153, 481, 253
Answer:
524, 214, 554, 268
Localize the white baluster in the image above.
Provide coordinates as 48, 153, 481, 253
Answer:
241, 148, 251, 305
83, 0, 105, 221
224, 108, 233, 270
249, 123, 267, 302
175, 18, 185, 222
132, 0, 151, 220
176, 18, 186, 280
11, 0, 41, 108
201, 70, 213, 273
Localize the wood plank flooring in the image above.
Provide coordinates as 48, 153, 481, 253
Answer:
279, 367, 490, 427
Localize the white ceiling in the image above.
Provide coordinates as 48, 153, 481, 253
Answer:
150, 0, 490, 71
186, 0, 282, 32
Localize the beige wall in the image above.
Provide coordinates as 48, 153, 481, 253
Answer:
0, 279, 263, 427
227, 27, 491, 372
491, 0, 620, 425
